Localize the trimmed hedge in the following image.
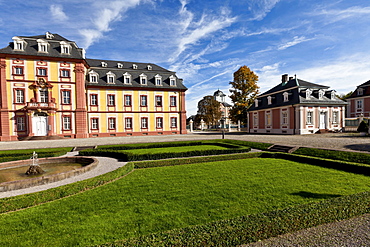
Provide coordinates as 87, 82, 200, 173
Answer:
0, 147, 73, 163
80, 140, 254, 161
133, 152, 263, 168
293, 147, 370, 165
221, 139, 272, 150
0, 163, 134, 214
98, 191, 370, 246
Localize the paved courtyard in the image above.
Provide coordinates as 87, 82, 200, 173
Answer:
0, 131, 368, 152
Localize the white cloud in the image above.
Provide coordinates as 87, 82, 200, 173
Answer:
79, 0, 147, 49
50, 5, 68, 21
277, 36, 314, 50
169, 5, 237, 63
314, 6, 370, 22
248, 0, 281, 20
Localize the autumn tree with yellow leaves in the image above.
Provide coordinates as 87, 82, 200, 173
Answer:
229, 65, 259, 124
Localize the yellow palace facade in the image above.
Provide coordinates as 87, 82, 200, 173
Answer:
0, 32, 187, 141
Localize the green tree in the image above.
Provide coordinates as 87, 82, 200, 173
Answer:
337, 91, 353, 101
229, 66, 259, 124
197, 96, 222, 128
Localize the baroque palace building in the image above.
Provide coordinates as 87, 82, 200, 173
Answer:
0, 32, 187, 141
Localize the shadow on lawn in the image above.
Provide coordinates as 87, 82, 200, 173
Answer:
291, 191, 341, 199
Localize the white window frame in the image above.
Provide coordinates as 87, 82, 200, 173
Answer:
254, 99, 258, 107
283, 92, 289, 102
12, 37, 26, 51
155, 74, 162, 86
16, 117, 25, 131
266, 112, 272, 126
357, 88, 364, 96
171, 117, 177, 128
282, 111, 288, 125
156, 117, 163, 128
307, 111, 313, 124
147, 65, 152, 70
267, 96, 272, 105
125, 118, 132, 129
124, 95, 132, 106
63, 116, 71, 130
37, 39, 49, 53
91, 118, 99, 130
123, 72, 131, 84
169, 75, 176, 86
106, 71, 115, 84
253, 113, 258, 127
15, 89, 24, 103
356, 99, 363, 110
117, 63, 123, 68
318, 89, 324, 100
140, 73, 147, 85
39, 89, 48, 103
305, 89, 312, 99
62, 90, 71, 104
133, 64, 138, 69
60, 41, 71, 55
88, 70, 99, 83
108, 118, 116, 130
332, 111, 339, 124
141, 118, 148, 129
140, 95, 148, 106
90, 94, 98, 106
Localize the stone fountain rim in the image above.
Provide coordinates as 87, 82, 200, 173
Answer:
0, 156, 98, 192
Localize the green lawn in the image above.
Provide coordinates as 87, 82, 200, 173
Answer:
0, 158, 369, 246
125, 144, 230, 154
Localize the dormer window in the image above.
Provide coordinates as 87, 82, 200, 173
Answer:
155, 74, 162, 86
123, 72, 131, 84
318, 89, 324, 100
37, 39, 49, 53
60, 41, 71, 55
267, 96, 272, 105
12, 37, 26, 51
88, 70, 99, 83
147, 65, 152, 70
305, 89, 312, 99
357, 88, 364, 96
169, 75, 176, 86
283, 92, 289, 102
331, 91, 336, 99
117, 63, 123, 69
140, 73, 147, 85
133, 64, 138, 69
106, 71, 115, 84
254, 99, 259, 107
101, 62, 107, 67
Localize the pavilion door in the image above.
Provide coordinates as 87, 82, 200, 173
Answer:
319, 112, 327, 129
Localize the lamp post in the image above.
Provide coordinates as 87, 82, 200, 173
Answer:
221, 117, 225, 139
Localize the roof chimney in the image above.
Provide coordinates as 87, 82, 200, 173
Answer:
281, 74, 288, 85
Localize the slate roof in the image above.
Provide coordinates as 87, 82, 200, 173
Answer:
249, 77, 346, 111
0, 32, 85, 60
347, 79, 370, 99
85, 58, 187, 90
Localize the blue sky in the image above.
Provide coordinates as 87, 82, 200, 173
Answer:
1, 0, 370, 116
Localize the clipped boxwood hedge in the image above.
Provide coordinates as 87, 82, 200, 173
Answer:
79, 140, 255, 161
0, 147, 73, 163
99, 191, 370, 246
293, 147, 370, 165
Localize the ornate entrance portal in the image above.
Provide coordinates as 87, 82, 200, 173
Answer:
32, 112, 48, 136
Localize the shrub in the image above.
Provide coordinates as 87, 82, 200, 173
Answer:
293, 147, 370, 165
357, 120, 369, 133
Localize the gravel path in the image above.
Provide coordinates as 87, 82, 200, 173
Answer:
243, 213, 370, 247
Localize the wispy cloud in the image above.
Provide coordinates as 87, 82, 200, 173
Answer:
277, 36, 314, 50
50, 5, 68, 22
79, 0, 148, 49
314, 6, 370, 22
169, 3, 237, 63
248, 0, 281, 20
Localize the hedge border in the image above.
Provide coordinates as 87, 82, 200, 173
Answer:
79, 140, 254, 161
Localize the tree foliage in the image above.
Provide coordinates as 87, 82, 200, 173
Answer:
229, 66, 259, 124
197, 96, 222, 128
336, 91, 353, 101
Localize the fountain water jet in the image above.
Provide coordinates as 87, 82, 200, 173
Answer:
25, 151, 44, 175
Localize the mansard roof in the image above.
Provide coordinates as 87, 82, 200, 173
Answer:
85, 58, 187, 90
347, 79, 370, 99
0, 32, 85, 60
249, 75, 346, 111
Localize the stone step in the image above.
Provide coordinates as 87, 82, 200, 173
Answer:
268, 144, 298, 153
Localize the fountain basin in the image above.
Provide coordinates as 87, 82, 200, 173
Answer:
0, 156, 98, 192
